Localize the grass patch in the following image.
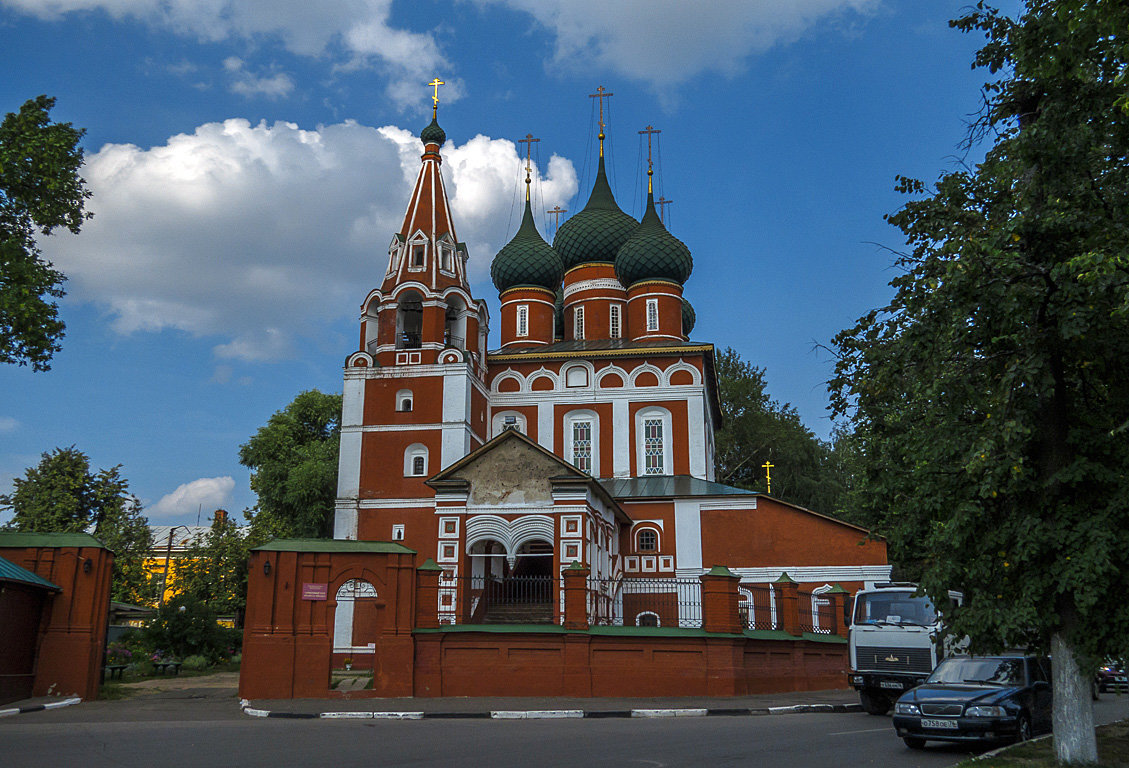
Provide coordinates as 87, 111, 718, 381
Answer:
97, 681, 133, 701
956, 720, 1129, 768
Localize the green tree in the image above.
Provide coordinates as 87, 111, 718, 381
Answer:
174, 511, 249, 620
2, 447, 154, 604
715, 347, 845, 513
239, 389, 342, 540
0, 95, 91, 371
830, 2, 1129, 761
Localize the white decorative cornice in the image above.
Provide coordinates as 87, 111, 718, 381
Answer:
564, 278, 627, 300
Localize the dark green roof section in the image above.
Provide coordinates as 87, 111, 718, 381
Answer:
251, 538, 416, 554
553, 155, 638, 270
0, 531, 107, 549
420, 116, 446, 145
0, 555, 60, 591
599, 476, 756, 500
614, 190, 693, 287
491, 197, 564, 292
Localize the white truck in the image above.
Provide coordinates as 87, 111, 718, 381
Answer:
847, 582, 961, 715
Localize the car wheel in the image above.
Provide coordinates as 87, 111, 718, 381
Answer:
1016, 713, 1032, 743
903, 737, 926, 750
859, 690, 891, 716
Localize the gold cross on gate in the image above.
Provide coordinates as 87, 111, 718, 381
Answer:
656, 196, 673, 226
428, 78, 445, 107
762, 461, 775, 495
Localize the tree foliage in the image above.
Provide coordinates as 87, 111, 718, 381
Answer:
0, 95, 91, 371
715, 347, 847, 513
174, 511, 250, 619
830, 2, 1129, 761
1, 447, 153, 604
239, 389, 342, 540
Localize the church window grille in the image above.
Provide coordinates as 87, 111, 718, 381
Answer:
637, 529, 658, 552
609, 304, 621, 339
644, 418, 665, 475
412, 456, 425, 475
572, 420, 593, 473
517, 305, 528, 337
574, 306, 585, 340
404, 443, 429, 476
646, 299, 659, 332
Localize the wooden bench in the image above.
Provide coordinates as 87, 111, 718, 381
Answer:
102, 664, 128, 681
152, 661, 182, 675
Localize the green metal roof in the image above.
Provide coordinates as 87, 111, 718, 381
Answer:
420, 116, 446, 145
599, 476, 757, 500
614, 190, 693, 287
0, 554, 60, 591
491, 197, 564, 292
553, 155, 638, 270
0, 531, 107, 549
251, 538, 416, 554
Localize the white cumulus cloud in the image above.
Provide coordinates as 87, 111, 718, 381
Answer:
41, 118, 577, 362
150, 475, 235, 519
0, 0, 446, 108
474, 0, 879, 88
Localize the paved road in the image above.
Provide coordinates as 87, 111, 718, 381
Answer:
2, 690, 1126, 768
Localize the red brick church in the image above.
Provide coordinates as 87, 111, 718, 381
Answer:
240, 94, 889, 700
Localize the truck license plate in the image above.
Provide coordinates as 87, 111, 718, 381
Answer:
880, 681, 903, 690
921, 718, 958, 729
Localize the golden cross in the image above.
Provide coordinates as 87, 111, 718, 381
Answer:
656, 196, 673, 226
762, 461, 775, 495
548, 205, 567, 228
428, 78, 444, 113
518, 133, 539, 199
589, 85, 613, 156
639, 124, 661, 192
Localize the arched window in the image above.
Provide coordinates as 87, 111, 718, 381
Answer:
396, 290, 423, 349
635, 407, 673, 476
396, 389, 413, 412
333, 579, 378, 652
635, 528, 659, 552
444, 294, 467, 349
492, 411, 527, 437
404, 444, 429, 477
636, 612, 660, 627
811, 584, 833, 634
646, 298, 659, 332
564, 410, 599, 476
516, 304, 529, 337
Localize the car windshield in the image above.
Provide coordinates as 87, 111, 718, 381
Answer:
928, 657, 1025, 686
853, 591, 938, 627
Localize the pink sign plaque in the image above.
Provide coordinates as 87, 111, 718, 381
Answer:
301, 583, 328, 601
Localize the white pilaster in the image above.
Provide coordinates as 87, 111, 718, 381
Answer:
537, 401, 554, 451
612, 398, 630, 478
687, 391, 707, 479
336, 371, 365, 502
441, 365, 472, 469
673, 500, 702, 571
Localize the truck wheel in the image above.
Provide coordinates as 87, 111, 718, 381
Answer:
859, 690, 891, 715
903, 737, 926, 750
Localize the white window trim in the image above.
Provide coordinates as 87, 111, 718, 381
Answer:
396, 389, 413, 412
811, 584, 833, 634
491, 410, 527, 437
635, 407, 672, 477
574, 305, 585, 340
609, 304, 622, 339
516, 304, 529, 337
564, 410, 599, 477
392, 524, 405, 541
404, 443, 429, 477
645, 298, 659, 332
409, 242, 427, 270
635, 527, 660, 553
635, 611, 661, 627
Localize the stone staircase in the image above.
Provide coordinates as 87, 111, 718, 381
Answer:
481, 602, 555, 625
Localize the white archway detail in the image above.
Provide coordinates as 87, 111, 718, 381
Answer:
663, 361, 702, 386
333, 579, 378, 653
630, 363, 665, 386
465, 514, 555, 566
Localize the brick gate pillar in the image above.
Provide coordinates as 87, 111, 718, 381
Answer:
701, 565, 742, 634
562, 562, 590, 631
415, 559, 441, 629
774, 572, 801, 637
825, 583, 850, 638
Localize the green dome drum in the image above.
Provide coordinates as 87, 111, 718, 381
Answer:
420, 117, 446, 146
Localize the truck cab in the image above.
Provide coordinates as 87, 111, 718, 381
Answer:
848, 583, 960, 715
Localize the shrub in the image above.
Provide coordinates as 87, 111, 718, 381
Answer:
142, 596, 231, 662
181, 655, 209, 671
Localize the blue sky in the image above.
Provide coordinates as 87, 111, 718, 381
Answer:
0, 0, 1020, 526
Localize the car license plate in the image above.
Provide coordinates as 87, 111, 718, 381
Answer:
880, 681, 903, 690
921, 718, 959, 729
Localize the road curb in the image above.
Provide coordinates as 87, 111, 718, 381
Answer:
239, 699, 862, 721
0, 697, 82, 718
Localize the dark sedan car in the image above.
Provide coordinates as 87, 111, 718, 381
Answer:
892, 655, 1052, 750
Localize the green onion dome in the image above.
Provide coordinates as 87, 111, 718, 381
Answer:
420, 117, 446, 145
681, 298, 696, 335
553, 156, 638, 270
491, 198, 564, 293
614, 190, 693, 288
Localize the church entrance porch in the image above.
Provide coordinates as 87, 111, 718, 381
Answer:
461, 539, 555, 625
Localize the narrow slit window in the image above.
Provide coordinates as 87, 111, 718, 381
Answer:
517, 305, 528, 337
646, 299, 659, 332
574, 306, 585, 340
609, 304, 621, 339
